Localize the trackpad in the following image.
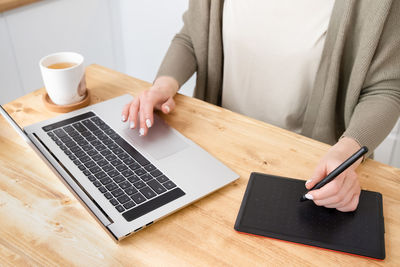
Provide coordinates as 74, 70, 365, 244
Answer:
122, 115, 189, 160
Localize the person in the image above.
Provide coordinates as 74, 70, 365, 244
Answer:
121, 0, 400, 212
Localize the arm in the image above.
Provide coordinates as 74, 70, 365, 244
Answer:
305, 2, 400, 211
122, 2, 198, 136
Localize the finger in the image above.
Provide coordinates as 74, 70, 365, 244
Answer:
309, 172, 345, 201
161, 97, 175, 114
139, 92, 157, 136
128, 97, 140, 129
306, 162, 327, 189
121, 102, 131, 122
313, 172, 356, 207
335, 176, 360, 209
337, 193, 360, 212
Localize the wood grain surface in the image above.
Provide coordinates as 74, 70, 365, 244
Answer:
0, 64, 399, 266
0, 0, 39, 12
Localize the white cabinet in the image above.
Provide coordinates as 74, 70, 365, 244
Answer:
0, 13, 24, 104
1, 0, 116, 102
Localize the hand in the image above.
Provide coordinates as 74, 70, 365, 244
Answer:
304, 137, 363, 212
121, 76, 179, 136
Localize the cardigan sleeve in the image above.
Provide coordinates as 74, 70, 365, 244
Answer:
342, 2, 400, 155
155, 6, 197, 88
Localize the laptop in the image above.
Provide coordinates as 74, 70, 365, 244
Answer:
0, 94, 239, 241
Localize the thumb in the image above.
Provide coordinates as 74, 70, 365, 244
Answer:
161, 97, 175, 114
306, 161, 327, 189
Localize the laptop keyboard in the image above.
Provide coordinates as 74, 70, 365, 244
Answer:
42, 111, 185, 222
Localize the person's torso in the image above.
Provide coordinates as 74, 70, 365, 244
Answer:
222, 0, 334, 133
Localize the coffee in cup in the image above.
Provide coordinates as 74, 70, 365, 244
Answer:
39, 52, 86, 105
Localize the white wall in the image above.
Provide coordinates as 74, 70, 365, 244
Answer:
117, 0, 195, 96
0, 0, 398, 168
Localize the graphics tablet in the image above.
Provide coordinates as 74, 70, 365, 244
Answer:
234, 172, 385, 260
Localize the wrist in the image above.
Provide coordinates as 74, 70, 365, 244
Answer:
151, 76, 179, 97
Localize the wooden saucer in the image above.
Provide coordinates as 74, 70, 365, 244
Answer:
43, 90, 91, 113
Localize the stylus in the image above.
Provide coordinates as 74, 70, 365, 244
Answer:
300, 146, 368, 202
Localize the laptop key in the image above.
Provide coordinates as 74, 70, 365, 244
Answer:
97, 159, 108, 167
104, 192, 113, 199
150, 169, 162, 178
117, 194, 130, 204
163, 180, 176, 190
93, 180, 102, 187
98, 186, 107, 193
114, 138, 150, 166
83, 170, 91, 176
79, 155, 90, 163
89, 166, 101, 174
121, 170, 134, 177
91, 155, 102, 163
87, 149, 98, 157
99, 123, 110, 130
111, 188, 124, 197
133, 181, 146, 190
108, 170, 119, 178
84, 160, 96, 169
82, 145, 93, 151
123, 201, 136, 210
115, 205, 125, 213
128, 162, 141, 170
123, 157, 135, 165
68, 154, 76, 160
54, 129, 67, 138
140, 187, 157, 199
113, 175, 125, 184
102, 164, 114, 172
131, 192, 146, 205
100, 177, 112, 185
78, 165, 86, 171
156, 175, 169, 183
110, 198, 119, 206
63, 125, 74, 132
105, 182, 118, 191
100, 150, 112, 156
88, 175, 96, 182
77, 140, 89, 146
128, 175, 140, 184
118, 153, 129, 160
75, 151, 86, 158
147, 179, 167, 194
119, 181, 131, 189
82, 119, 98, 131
116, 165, 128, 172
72, 122, 86, 132
140, 173, 152, 182
134, 168, 146, 176
105, 154, 117, 161
94, 171, 107, 179
73, 159, 81, 166
125, 187, 137, 195
111, 159, 122, 166
144, 164, 156, 172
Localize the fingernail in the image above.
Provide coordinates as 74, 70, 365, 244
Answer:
139, 128, 144, 136
305, 193, 314, 200
121, 115, 126, 122
305, 179, 312, 185
165, 105, 170, 113
146, 119, 152, 128
129, 121, 135, 129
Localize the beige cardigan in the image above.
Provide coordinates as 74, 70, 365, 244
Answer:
157, 0, 400, 156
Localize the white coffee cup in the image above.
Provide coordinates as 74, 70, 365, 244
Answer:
39, 52, 86, 105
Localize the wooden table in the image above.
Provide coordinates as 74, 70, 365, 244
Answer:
1, 64, 399, 266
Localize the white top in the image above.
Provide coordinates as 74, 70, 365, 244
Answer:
222, 0, 334, 133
